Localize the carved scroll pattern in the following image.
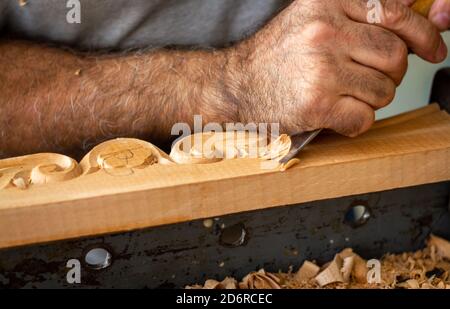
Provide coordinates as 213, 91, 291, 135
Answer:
0, 134, 292, 190
0, 153, 82, 190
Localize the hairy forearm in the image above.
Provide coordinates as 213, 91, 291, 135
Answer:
0, 41, 236, 158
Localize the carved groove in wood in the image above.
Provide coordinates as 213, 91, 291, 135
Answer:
0, 132, 292, 190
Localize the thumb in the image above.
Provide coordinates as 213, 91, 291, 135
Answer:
429, 0, 450, 30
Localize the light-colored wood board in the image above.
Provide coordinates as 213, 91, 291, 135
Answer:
0, 104, 449, 249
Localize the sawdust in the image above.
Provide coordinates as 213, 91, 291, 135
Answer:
187, 234, 450, 289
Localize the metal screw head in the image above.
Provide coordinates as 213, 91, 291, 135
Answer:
344, 204, 371, 228
84, 247, 112, 270
219, 223, 247, 247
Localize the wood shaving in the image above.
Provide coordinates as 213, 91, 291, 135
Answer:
202, 277, 238, 289
261, 134, 291, 161
279, 158, 300, 171
168, 131, 302, 171
315, 255, 345, 287
261, 134, 301, 171
352, 254, 369, 283
341, 256, 355, 283
239, 269, 281, 289
294, 261, 320, 282
187, 235, 450, 289
428, 234, 450, 260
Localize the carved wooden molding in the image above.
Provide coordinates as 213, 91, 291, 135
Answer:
0, 131, 292, 190
1, 104, 450, 249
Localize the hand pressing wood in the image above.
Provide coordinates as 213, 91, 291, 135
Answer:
0, 105, 450, 249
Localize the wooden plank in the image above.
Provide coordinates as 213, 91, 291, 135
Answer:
0, 104, 450, 249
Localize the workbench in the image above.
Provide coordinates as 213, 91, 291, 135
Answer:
0, 69, 449, 289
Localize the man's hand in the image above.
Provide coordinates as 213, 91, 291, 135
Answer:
1, 0, 448, 158
226, 0, 448, 136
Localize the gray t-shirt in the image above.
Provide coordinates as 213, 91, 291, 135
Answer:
0, 0, 290, 50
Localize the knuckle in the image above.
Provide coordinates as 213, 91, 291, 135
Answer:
350, 109, 375, 137
379, 81, 396, 107
301, 20, 337, 45
371, 72, 396, 107
389, 39, 408, 68
362, 27, 408, 72
382, 0, 410, 27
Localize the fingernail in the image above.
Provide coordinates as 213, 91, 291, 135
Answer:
436, 39, 448, 62
432, 12, 450, 30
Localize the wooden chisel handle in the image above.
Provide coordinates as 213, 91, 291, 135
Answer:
412, 0, 436, 17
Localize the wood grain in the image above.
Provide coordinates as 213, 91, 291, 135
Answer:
0, 104, 449, 249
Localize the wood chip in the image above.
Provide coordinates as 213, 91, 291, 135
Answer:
353, 254, 368, 284
338, 248, 367, 283
430, 245, 437, 263
280, 158, 300, 171
341, 256, 355, 283
203, 279, 221, 289
339, 248, 355, 259
315, 255, 344, 287
420, 282, 433, 289
428, 234, 450, 260
294, 261, 320, 282
203, 277, 238, 289
220, 277, 238, 289
339, 248, 355, 282
188, 235, 450, 289
406, 279, 420, 289
18, 0, 27, 7
239, 269, 281, 289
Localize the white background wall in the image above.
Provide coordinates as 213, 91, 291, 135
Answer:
376, 32, 450, 119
